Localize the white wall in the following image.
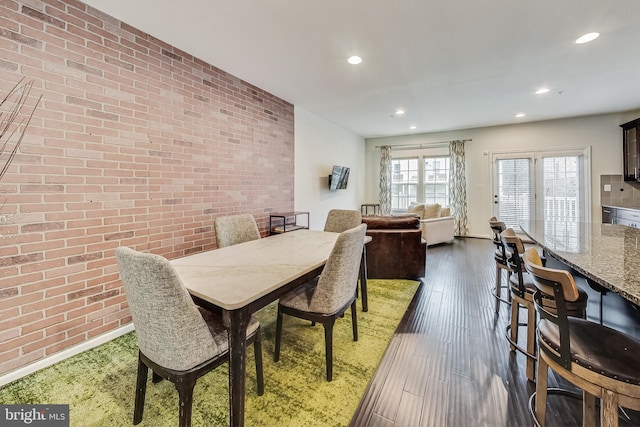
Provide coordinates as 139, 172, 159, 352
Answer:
294, 106, 365, 230
366, 110, 640, 238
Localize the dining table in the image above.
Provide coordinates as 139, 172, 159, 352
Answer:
519, 220, 640, 306
170, 228, 369, 427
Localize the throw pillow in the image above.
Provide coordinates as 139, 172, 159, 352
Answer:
407, 202, 425, 218
423, 203, 441, 219
440, 207, 451, 216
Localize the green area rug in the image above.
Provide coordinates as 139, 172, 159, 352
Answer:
0, 279, 419, 427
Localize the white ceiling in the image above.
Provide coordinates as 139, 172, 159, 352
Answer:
82, 0, 640, 138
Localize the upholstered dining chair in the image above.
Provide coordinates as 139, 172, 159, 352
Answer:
522, 247, 640, 427
274, 223, 367, 381
324, 209, 362, 233
214, 213, 260, 248
324, 209, 369, 311
115, 246, 264, 427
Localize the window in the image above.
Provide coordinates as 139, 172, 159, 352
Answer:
391, 156, 450, 210
391, 158, 418, 210
424, 157, 450, 205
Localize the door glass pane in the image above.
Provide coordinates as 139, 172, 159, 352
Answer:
542, 156, 582, 222
496, 158, 531, 229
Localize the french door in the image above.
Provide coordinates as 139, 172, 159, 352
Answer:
492, 148, 590, 231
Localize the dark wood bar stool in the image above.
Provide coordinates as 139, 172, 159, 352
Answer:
523, 247, 640, 427
502, 228, 538, 381
502, 228, 587, 382
489, 217, 511, 314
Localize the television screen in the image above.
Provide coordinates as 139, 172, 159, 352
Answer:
329, 165, 350, 190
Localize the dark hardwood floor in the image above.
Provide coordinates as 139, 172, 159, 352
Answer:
351, 237, 640, 427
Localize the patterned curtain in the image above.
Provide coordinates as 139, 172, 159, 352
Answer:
449, 140, 469, 236
379, 145, 392, 215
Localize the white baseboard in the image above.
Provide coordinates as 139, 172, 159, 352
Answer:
0, 323, 135, 387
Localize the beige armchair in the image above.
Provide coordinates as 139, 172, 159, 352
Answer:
406, 203, 455, 246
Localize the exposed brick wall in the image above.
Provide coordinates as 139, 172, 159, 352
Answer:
0, 0, 294, 376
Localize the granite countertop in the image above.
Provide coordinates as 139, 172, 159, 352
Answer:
520, 220, 640, 306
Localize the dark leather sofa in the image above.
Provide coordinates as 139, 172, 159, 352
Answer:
361, 214, 426, 280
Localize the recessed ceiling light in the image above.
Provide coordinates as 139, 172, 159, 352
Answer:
409, 125, 416, 130
395, 109, 405, 115
347, 55, 362, 65
575, 32, 600, 44
515, 113, 525, 118
536, 88, 550, 94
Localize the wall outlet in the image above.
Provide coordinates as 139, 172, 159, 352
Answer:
604, 184, 611, 192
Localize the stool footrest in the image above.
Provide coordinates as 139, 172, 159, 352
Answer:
505, 325, 537, 360
528, 388, 582, 427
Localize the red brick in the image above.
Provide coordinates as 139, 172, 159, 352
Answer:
0, 0, 295, 376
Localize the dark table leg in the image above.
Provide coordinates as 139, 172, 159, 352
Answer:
359, 246, 368, 312
223, 308, 251, 427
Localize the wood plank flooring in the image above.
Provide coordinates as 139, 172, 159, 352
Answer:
351, 237, 640, 427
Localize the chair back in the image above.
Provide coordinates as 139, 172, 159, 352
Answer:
310, 224, 367, 313
522, 247, 580, 369
215, 214, 260, 248
501, 228, 526, 295
324, 209, 362, 233
522, 247, 580, 303
489, 217, 509, 264
489, 217, 507, 244
115, 247, 220, 371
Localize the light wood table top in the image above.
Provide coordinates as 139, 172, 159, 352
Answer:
171, 229, 340, 310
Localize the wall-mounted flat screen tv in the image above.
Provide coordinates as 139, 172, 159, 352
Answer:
329, 165, 350, 190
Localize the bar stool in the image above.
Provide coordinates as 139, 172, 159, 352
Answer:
489, 217, 511, 314
502, 228, 538, 381
523, 247, 640, 427
502, 228, 587, 382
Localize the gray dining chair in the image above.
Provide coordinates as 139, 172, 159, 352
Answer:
324, 209, 362, 233
115, 246, 264, 427
214, 213, 261, 248
274, 223, 366, 381
324, 209, 368, 311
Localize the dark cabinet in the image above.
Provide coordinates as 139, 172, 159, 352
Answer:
622, 118, 640, 182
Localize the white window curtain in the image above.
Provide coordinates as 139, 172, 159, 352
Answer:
449, 140, 468, 236
379, 146, 392, 215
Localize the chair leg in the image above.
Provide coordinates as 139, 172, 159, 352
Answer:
535, 355, 549, 427
509, 297, 519, 351
525, 304, 536, 382
351, 300, 358, 342
152, 371, 163, 383
175, 378, 196, 427
274, 307, 283, 362
133, 353, 148, 425
494, 264, 502, 313
253, 329, 265, 396
601, 390, 619, 427
323, 321, 335, 382
583, 391, 597, 427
